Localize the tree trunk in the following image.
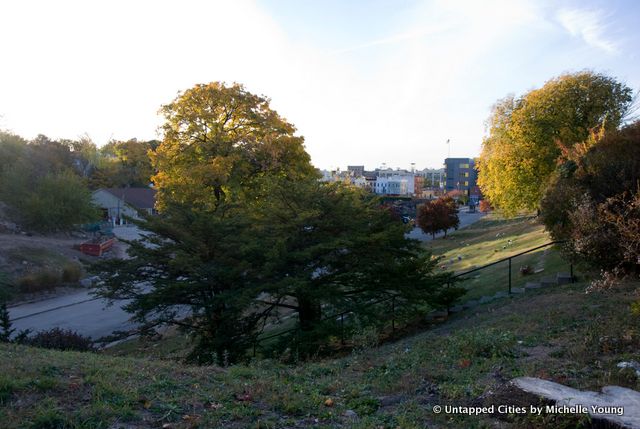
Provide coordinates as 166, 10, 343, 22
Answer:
297, 295, 322, 331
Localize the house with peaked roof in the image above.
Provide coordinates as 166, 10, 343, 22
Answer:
92, 187, 157, 225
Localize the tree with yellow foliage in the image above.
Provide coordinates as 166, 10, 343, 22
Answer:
477, 71, 633, 216
151, 82, 317, 210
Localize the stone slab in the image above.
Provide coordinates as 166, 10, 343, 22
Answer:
525, 282, 542, 290
557, 272, 573, 285
540, 276, 557, 287
513, 376, 640, 429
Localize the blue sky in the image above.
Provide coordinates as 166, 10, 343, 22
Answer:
0, 0, 638, 170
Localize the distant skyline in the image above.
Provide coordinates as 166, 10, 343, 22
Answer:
1, 0, 639, 170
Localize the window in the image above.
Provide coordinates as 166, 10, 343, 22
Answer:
459, 163, 470, 169
460, 172, 469, 178
464, 181, 469, 186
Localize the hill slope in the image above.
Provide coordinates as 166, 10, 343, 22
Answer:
2, 280, 639, 428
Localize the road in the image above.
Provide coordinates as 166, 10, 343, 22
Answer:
9, 289, 135, 340
406, 207, 485, 242
8, 225, 144, 341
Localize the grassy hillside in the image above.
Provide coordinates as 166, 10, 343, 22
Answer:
427, 214, 573, 300
3, 216, 636, 428
2, 280, 640, 428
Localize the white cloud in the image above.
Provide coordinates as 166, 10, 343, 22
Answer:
557, 8, 618, 54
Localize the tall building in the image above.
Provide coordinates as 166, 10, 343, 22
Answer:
347, 165, 365, 177
444, 158, 477, 193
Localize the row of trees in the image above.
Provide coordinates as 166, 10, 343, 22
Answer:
95, 82, 463, 363
0, 131, 158, 231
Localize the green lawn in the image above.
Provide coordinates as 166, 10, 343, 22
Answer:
426, 214, 575, 301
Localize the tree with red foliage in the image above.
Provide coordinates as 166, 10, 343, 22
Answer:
479, 200, 492, 213
417, 196, 460, 238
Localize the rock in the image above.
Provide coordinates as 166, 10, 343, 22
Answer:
343, 409, 358, 419
525, 282, 541, 290
513, 376, 640, 429
617, 361, 640, 377
540, 276, 557, 287
556, 272, 573, 285
510, 287, 525, 294
493, 291, 508, 299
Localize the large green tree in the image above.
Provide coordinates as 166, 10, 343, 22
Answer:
94, 178, 458, 363
0, 133, 98, 232
94, 83, 459, 363
93, 139, 159, 188
477, 71, 633, 216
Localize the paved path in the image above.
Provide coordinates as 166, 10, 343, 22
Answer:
406, 207, 485, 242
8, 226, 145, 340
9, 289, 134, 340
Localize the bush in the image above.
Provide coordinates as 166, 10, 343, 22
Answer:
61, 263, 82, 283
17, 270, 61, 294
541, 120, 640, 277
446, 329, 517, 359
23, 328, 94, 352
21, 172, 99, 232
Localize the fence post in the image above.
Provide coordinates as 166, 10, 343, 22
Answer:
340, 313, 345, 345
392, 295, 397, 337
508, 257, 512, 294
570, 262, 574, 283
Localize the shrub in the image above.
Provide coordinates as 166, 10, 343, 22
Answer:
17, 270, 61, 294
0, 375, 15, 405
541, 120, 640, 278
61, 263, 82, 283
446, 329, 517, 359
23, 328, 94, 352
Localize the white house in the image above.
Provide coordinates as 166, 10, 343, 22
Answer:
92, 188, 157, 225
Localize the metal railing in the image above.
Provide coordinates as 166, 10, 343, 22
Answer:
451, 240, 573, 294
250, 241, 574, 358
